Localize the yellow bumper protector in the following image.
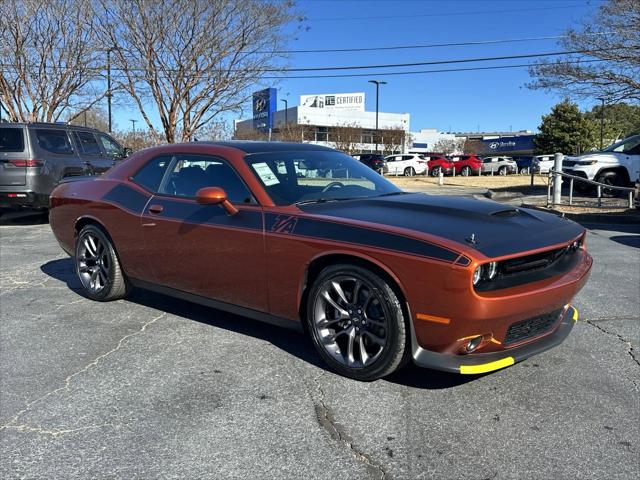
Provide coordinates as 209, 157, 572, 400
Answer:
459, 356, 515, 375
572, 307, 579, 322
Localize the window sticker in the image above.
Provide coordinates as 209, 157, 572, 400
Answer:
252, 162, 280, 186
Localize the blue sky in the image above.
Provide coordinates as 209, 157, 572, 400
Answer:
114, 0, 604, 135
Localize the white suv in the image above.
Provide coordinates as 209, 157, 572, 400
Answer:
563, 135, 640, 192
534, 154, 555, 174
384, 154, 428, 176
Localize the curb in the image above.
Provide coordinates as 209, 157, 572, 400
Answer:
520, 204, 640, 225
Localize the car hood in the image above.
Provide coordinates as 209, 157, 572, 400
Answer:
298, 193, 583, 258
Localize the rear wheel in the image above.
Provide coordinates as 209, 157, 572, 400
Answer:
519, 167, 529, 174
430, 166, 442, 177
461, 166, 471, 176
75, 224, 129, 301
404, 167, 415, 177
306, 264, 407, 381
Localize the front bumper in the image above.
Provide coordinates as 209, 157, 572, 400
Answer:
412, 306, 578, 374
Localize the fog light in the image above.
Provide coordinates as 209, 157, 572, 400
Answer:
465, 336, 483, 353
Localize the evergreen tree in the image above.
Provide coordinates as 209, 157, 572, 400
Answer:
534, 100, 597, 155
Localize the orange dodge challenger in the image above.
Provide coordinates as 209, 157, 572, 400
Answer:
49, 142, 592, 381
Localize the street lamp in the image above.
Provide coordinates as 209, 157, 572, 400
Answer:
130, 119, 138, 138
597, 97, 605, 150
368, 80, 387, 154
280, 99, 288, 125
106, 48, 113, 133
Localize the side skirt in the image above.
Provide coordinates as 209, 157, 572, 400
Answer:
129, 278, 304, 333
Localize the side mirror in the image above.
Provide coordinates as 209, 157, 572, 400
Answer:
122, 147, 133, 158
195, 187, 238, 215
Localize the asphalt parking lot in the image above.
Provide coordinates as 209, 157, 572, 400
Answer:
1, 211, 638, 479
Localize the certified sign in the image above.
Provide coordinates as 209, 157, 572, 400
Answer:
300, 92, 365, 112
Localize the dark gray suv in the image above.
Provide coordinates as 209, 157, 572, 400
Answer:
0, 122, 129, 210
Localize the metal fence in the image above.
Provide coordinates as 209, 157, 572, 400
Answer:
547, 168, 636, 209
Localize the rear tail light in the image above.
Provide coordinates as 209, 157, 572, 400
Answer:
8, 159, 44, 167
417, 160, 427, 164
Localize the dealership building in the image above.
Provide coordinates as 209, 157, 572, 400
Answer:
235, 89, 410, 153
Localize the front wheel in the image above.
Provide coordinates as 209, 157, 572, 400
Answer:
498, 166, 507, 176
306, 264, 407, 381
430, 166, 442, 177
461, 166, 471, 176
519, 167, 529, 174
596, 171, 628, 198
75, 224, 130, 301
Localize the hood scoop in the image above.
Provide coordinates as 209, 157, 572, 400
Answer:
491, 208, 521, 218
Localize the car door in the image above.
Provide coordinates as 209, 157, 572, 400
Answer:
73, 130, 113, 174
140, 152, 268, 312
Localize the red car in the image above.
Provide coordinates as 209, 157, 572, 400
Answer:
49, 142, 592, 381
420, 153, 454, 177
450, 154, 483, 176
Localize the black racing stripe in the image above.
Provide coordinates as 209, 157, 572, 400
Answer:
103, 184, 150, 213
148, 197, 263, 231
266, 213, 458, 263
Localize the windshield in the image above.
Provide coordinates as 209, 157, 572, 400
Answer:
602, 135, 640, 153
244, 150, 401, 205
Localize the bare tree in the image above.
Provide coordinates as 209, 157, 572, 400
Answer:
380, 127, 408, 155
112, 129, 162, 152
432, 138, 464, 155
95, 0, 298, 143
332, 123, 363, 155
528, 0, 640, 103
66, 107, 110, 131
0, 0, 106, 122
275, 123, 310, 142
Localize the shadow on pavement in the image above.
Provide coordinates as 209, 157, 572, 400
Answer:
0, 209, 49, 226
609, 235, 640, 249
40, 257, 474, 390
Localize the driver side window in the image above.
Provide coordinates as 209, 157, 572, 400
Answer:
159, 154, 254, 203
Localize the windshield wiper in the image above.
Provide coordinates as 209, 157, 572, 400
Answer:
294, 197, 360, 206
376, 191, 408, 197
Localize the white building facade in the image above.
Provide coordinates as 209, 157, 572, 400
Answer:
235, 92, 410, 154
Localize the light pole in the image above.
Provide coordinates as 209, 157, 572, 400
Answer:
107, 49, 113, 133
280, 99, 288, 125
597, 97, 605, 150
130, 119, 137, 138
368, 80, 386, 154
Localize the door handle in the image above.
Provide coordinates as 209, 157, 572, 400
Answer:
148, 204, 164, 214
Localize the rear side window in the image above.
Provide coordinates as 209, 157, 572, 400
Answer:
34, 129, 74, 154
131, 155, 172, 192
75, 131, 101, 155
0, 128, 25, 152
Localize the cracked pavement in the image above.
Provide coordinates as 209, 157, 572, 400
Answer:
1, 213, 638, 479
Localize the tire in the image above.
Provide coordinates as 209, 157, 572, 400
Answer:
498, 166, 507, 176
596, 170, 628, 198
75, 224, 129, 301
305, 264, 407, 381
519, 167, 529, 174
461, 166, 471, 176
404, 167, 415, 177
430, 166, 442, 177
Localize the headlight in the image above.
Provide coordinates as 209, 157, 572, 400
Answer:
577, 159, 598, 165
473, 266, 482, 285
486, 261, 498, 280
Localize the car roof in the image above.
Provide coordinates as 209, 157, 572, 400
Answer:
197, 140, 335, 154
0, 121, 104, 133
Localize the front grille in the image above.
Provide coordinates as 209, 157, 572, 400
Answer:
503, 309, 563, 345
563, 160, 578, 167
501, 246, 571, 275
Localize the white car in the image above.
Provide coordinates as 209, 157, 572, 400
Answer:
563, 135, 640, 193
534, 154, 556, 174
480, 156, 518, 175
384, 154, 428, 176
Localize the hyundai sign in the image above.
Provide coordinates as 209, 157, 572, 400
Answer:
300, 92, 365, 112
253, 88, 277, 131
479, 135, 535, 154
